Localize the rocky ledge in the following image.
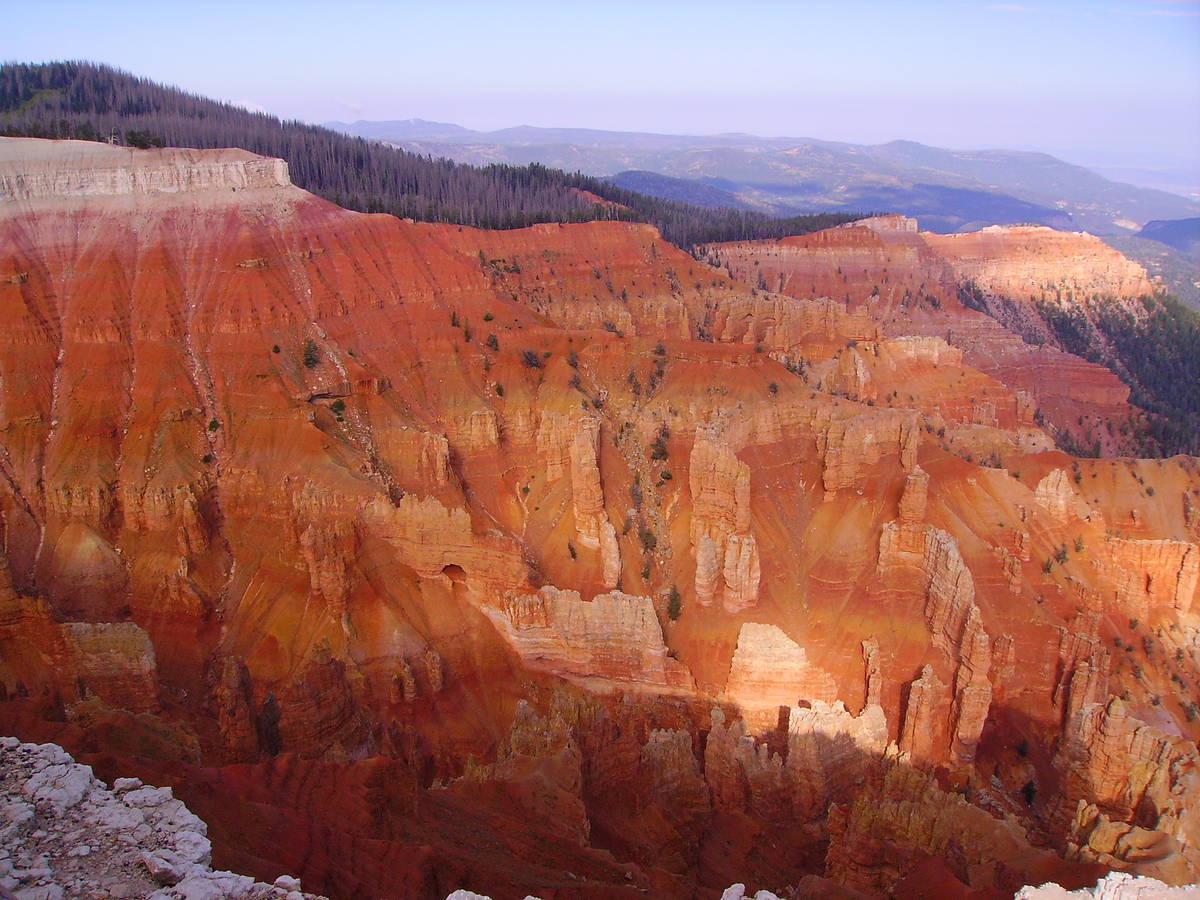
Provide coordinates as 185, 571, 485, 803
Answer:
0, 738, 323, 900
0, 137, 291, 201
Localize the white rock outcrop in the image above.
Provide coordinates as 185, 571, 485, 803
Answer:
0, 137, 291, 201
1014, 872, 1200, 898
442, 887, 780, 900
719, 886, 782, 900
0, 737, 324, 900
446, 873, 1197, 900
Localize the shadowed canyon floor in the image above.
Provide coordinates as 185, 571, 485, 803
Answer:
1, 138, 1198, 899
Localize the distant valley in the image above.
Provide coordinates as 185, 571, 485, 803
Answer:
327, 118, 1200, 235
1104, 218, 1200, 310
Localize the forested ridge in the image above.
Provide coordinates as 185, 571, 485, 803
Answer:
1093, 295, 1200, 455
1025, 293, 1200, 455
0, 62, 858, 247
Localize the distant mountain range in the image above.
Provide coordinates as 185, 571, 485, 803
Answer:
326, 119, 1200, 235
0, 62, 860, 248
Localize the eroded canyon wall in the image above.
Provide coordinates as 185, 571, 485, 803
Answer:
1, 139, 1198, 900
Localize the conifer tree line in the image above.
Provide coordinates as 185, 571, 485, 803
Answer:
1093, 295, 1200, 455
0, 62, 857, 247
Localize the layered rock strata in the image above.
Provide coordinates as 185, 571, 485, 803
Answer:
688, 438, 760, 611
0, 139, 291, 200
490, 586, 694, 688
703, 216, 1154, 454
723, 623, 838, 727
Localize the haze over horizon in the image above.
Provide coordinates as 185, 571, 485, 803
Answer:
5, 0, 1199, 178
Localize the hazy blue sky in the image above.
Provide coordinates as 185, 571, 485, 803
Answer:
5, 0, 1199, 166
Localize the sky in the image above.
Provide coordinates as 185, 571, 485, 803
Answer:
4, 0, 1199, 169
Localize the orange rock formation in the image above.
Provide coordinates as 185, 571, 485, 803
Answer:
702, 214, 1155, 455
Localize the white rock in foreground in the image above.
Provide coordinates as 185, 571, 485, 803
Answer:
0, 737, 325, 900
1015, 872, 1200, 898
442, 886, 781, 900
445, 873, 1200, 900
720, 885, 782, 900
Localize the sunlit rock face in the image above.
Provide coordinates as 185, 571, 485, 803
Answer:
1, 137, 1199, 900
924, 225, 1156, 306
702, 215, 1155, 455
